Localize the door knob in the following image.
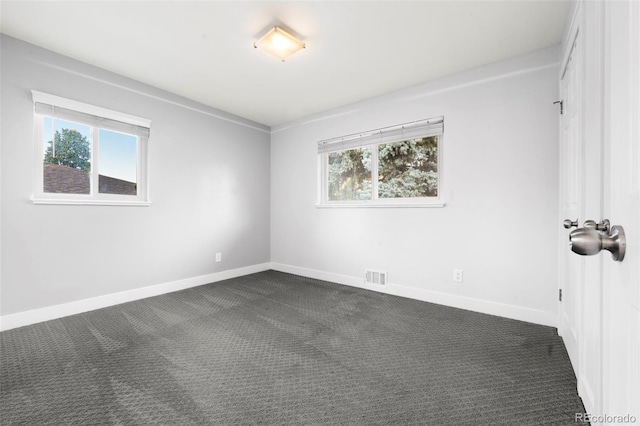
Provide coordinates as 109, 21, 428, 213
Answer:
563, 219, 579, 229
568, 221, 626, 261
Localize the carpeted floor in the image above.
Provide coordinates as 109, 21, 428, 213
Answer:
1, 270, 587, 425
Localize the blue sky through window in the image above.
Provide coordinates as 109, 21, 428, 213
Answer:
99, 129, 137, 183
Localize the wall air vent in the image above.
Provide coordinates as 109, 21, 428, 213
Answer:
365, 270, 387, 285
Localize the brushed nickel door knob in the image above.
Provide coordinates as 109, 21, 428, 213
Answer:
568, 221, 626, 261
569, 228, 602, 256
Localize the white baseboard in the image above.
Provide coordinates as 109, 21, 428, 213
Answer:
270, 262, 557, 327
0, 263, 271, 331
1, 262, 556, 331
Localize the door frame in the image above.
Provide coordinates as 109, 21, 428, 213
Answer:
557, 6, 582, 374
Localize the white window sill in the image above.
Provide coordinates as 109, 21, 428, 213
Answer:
32, 198, 151, 207
315, 201, 446, 208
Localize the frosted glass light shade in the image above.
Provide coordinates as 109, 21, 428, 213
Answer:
254, 26, 305, 61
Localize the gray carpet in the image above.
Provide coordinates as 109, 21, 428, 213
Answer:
1, 270, 587, 425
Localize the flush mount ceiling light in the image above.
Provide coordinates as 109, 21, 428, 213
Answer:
254, 26, 305, 61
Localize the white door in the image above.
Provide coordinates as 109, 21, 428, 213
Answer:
558, 1, 605, 417
560, 1, 640, 423
601, 0, 640, 421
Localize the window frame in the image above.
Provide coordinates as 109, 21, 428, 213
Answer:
317, 118, 446, 208
32, 91, 151, 206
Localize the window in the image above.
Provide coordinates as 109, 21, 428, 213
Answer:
32, 91, 151, 205
318, 117, 444, 207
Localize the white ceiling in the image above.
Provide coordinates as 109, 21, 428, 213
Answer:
0, 1, 570, 127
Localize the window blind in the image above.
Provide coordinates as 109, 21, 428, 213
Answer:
317, 116, 443, 154
35, 102, 150, 138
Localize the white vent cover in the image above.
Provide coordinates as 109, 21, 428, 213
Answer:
365, 270, 387, 285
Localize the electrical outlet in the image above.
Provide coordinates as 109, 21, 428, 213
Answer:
453, 269, 463, 283
215, 253, 222, 263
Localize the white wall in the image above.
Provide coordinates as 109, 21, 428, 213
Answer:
0, 35, 561, 330
270, 46, 561, 326
0, 35, 271, 323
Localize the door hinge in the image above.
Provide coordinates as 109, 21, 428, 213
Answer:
559, 288, 563, 302
553, 100, 564, 114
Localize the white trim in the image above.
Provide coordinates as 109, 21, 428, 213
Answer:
32, 90, 151, 128
0, 262, 557, 331
315, 201, 446, 208
270, 262, 557, 327
28, 57, 270, 134
271, 48, 560, 135
0, 263, 271, 331
31, 199, 152, 206
560, 0, 581, 80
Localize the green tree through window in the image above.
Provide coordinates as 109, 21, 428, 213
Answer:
44, 128, 91, 171
326, 136, 438, 202
328, 147, 372, 200
378, 136, 438, 198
